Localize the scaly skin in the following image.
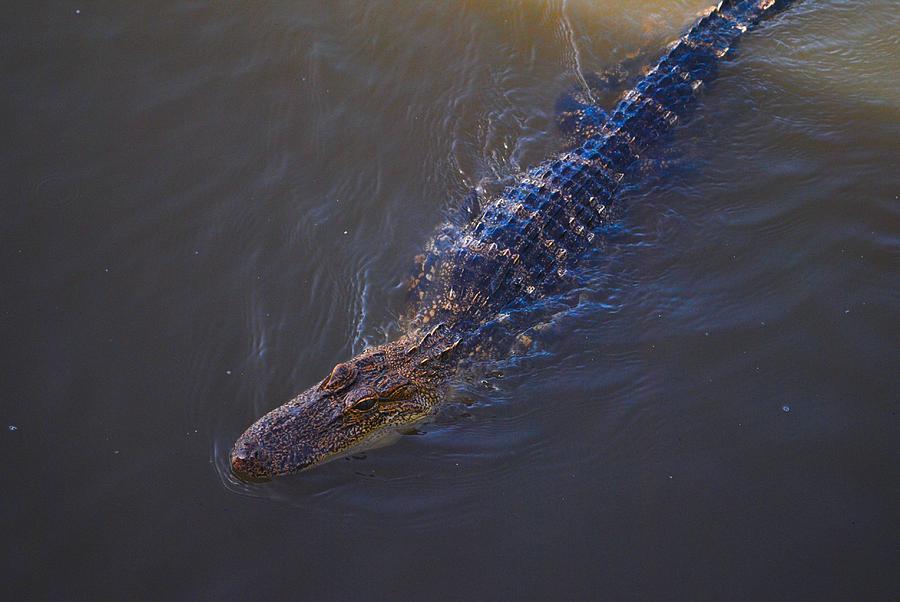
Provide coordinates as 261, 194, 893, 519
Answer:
231, 0, 798, 481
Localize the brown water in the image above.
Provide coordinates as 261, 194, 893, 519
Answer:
3, 1, 898, 599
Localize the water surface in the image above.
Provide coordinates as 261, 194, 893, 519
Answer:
2, 1, 898, 599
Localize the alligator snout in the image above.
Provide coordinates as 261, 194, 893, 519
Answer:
229, 393, 330, 482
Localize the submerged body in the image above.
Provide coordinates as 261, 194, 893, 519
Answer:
231, 0, 799, 481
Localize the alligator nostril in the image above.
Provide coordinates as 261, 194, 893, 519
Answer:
231, 453, 271, 483
230, 441, 272, 483
230, 454, 248, 475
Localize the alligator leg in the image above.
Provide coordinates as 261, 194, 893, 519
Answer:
511, 316, 567, 356
408, 187, 484, 304
556, 52, 657, 142
555, 72, 616, 141
449, 188, 482, 229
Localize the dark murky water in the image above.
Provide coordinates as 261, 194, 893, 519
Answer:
3, 1, 898, 599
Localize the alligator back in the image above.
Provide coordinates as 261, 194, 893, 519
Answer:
410, 0, 796, 336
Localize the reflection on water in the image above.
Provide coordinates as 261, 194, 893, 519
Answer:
2, 1, 898, 599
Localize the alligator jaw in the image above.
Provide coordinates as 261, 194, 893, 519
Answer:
229, 400, 430, 482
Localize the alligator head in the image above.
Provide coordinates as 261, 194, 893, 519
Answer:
230, 327, 459, 481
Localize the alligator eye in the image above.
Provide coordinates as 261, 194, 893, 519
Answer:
322, 363, 356, 392
384, 384, 414, 401
351, 397, 377, 413
358, 352, 386, 373
374, 374, 413, 400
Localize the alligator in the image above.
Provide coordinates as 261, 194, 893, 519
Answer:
231, 0, 799, 481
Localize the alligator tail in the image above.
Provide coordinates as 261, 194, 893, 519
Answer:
685, 0, 799, 61
571, 0, 798, 163
714, 0, 799, 35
